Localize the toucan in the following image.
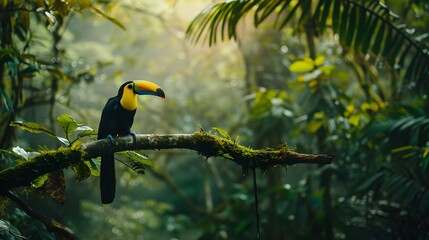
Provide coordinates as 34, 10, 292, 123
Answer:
97, 80, 165, 204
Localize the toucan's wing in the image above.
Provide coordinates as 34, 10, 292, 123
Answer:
98, 96, 120, 140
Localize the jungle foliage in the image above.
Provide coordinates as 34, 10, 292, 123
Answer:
1, 0, 429, 239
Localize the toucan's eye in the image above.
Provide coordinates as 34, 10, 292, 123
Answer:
127, 84, 133, 89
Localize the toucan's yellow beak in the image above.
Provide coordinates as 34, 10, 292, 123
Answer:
133, 80, 165, 99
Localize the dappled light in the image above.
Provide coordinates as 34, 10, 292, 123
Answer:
0, 0, 428, 239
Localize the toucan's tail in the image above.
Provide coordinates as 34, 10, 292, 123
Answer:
100, 153, 115, 204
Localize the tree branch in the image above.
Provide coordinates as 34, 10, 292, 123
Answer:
5, 191, 77, 240
0, 132, 334, 192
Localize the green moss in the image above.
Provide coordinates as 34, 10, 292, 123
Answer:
192, 131, 289, 173
0, 148, 87, 191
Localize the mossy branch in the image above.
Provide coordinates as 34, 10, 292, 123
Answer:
0, 132, 334, 192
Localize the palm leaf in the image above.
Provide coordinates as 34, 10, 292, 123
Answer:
187, 0, 429, 92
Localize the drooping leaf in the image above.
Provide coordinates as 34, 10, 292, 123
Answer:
419, 189, 429, 214
255, 0, 280, 25
381, 27, 393, 58
0, 86, 14, 114
339, 2, 350, 45
10, 121, 56, 137
44, 170, 67, 205
372, 21, 386, 54
31, 174, 49, 188
72, 162, 91, 182
353, 7, 367, 53
357, 171, 384, 192
85, 158, 100, 176
385, 28, 403, 62
57, 114, 79, 136
332, 0, 341, 32
345, 5, 357, 46
116, 151, 154, 175
318, 0, 332, 32
298, 0, 311, 24
91, 6, 126, 30
278, 1, 300, 29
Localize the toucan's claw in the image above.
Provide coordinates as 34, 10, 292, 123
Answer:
130, 132, 137, 144
106, 134, 115, 145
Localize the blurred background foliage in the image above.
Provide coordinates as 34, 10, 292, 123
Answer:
0, 0, 428, 239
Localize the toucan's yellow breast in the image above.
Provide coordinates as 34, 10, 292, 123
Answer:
120, 85, 138, 111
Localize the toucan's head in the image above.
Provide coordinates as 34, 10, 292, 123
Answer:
119, 80, 165, 99
119, 80, 165, 111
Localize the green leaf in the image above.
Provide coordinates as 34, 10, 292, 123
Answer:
353, 7, 367, 53
91, 6, 126, 30
116, 151, 155, 174
289, 60, 314, 72
0, 149, 26, 162
57, 136, 70, 146
234, 220, 250, 233
0, 86, 14, 114
381, 27, 393, 57
70, 139, 83, 150
307, 119, 324, 133
12, 146, 29, 160
319, 0, 332, 32
346, 5, 357, 46
357, 172, 384, 192
45, 171, 67, 204
85, 158, 100, 176
298, 0, 311, 24
57, 114, 79, 136
332, 0, 341, 32
10, 121, 56, 137
77, 129, 97, 139
392, 145, 418, 153
395, 42, 411, 70
419, 190, 429, 214
422, 152, 429, 171
31, 174, 48, 188
0, 220, 8, 231
256, 1, 280, 25
72, 162, 91, 181
278, 1, 300, 28
212, 127, 231, 140
372, 22, 386, 54
385, 32, 402, 66
274, 0, 292, 27
339, 2, 349, 44
362, 15, 378, 54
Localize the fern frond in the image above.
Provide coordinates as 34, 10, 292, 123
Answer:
186, 0, 429, 92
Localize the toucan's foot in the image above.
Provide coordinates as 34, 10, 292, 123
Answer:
130, 132, 137, 144
106, 134, 115, 145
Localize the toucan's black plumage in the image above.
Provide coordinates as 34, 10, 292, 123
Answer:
98, 80, 165, 204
